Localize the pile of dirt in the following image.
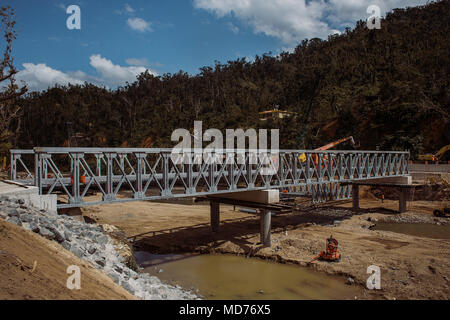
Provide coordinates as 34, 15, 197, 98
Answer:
359, 186, 379, 200
0, 219, 135, 300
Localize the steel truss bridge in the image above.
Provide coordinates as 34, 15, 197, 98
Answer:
10, 148, 410, 209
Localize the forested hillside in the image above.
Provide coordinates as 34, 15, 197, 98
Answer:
15, 0, 449, 157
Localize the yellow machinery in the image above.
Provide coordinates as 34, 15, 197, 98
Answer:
434, 207, 450, 217
418, 144, 450, 161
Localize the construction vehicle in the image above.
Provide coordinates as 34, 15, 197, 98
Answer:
299, 136, 356, 163
140, 137, 154, 148
315, 136, 356, 151
433, 207, 450, 217
310, 235, 341, 263
259, 106, 298, 121
418, 144, 450, 162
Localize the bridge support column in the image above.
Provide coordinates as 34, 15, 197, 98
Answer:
210, 201, 220, 233
352, 184, 360, 211
260, 210, 271, 247
399, 188, 408, 213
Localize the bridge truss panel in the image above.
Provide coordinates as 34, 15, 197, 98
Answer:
10, 148, 409, 208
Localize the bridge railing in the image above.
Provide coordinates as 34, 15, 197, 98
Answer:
10, 148, 409, 208
10, 149, 36, 183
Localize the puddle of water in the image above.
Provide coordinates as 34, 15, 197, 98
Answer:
374, 222, 450, 239
135, 252, 360, 300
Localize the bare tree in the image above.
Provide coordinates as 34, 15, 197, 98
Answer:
0, 6, 27, 156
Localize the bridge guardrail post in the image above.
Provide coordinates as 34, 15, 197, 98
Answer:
161, 152, 171, 197
208, 154, 217, 192
228, 152, 236, 190
70, 152, 84, 204
36, 151, 44, 195
318, 153, 323, 183
134, 152, 146, 199
186, 155, 195, 194
95, 153, 103, 176
292, 152, 298, 189
10, 151, 17, 181
328, 152, 334, 182
247, 151, 254, 189
357, 153, 363, 179
103, 152, 116, 202
34, 152, 39, 187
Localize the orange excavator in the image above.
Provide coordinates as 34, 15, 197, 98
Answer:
315, 136, 356, 152
298, 136, 356, 164
310, 235, 341, 263
140, 137, 154, 148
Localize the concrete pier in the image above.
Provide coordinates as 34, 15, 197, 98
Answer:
210, 201, 220, 233
399, 188, 408, 213
209, 189, 279, 204
260, 210, 271, 247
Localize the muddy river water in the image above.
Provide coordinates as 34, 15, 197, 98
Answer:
135, 252, 361, 300
374, 222, 450, 239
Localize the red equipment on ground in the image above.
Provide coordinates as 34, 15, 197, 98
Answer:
310, 235, 341, 263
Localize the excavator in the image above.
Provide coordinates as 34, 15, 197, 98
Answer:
140, 137, 154, 148
418, 144, 450, 162
298, 136, 356, 163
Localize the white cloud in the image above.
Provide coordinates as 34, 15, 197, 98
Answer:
125, 58, 150, 66
55, 3, 67, 11
193, 0, 429, 45
227, 22, 239, 34
116, 3, 136, 15
90, 54, 156, 86
16, 63, 85, 91
127, 17, 152, 32
16, 55, 158, 92
125, 3, 135, 13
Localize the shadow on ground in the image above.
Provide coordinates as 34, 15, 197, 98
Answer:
131, 207, 359, 254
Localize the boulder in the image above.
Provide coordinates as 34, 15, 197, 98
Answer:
7, 216, 22, 226
39, 227, 55, 240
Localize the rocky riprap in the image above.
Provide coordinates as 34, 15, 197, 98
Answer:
379, 212, 450, 226
0, 195, 199, 300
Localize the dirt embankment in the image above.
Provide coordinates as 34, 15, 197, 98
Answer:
368, 176, 450, 202
81, 197, 450, 300
0, 219, 135, 300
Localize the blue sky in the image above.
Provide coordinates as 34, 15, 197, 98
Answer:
6, 0, 428, 91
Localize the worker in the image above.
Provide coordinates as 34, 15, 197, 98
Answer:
381, 194, 385, 203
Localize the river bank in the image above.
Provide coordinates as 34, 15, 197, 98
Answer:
80, 197, 450, 300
